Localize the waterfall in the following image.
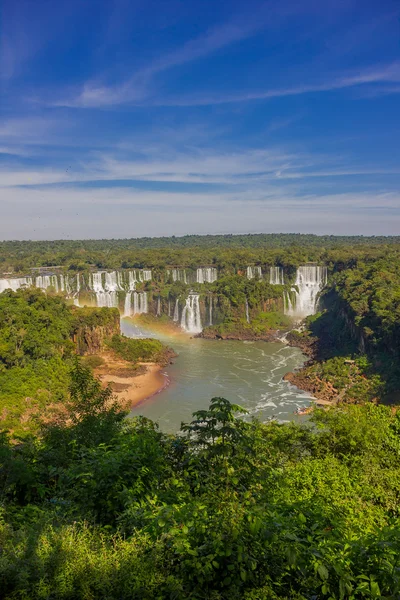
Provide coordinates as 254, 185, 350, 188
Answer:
137, 270, 152, 282
247, 266, 262, 279
128, 271, 137, 291
157, 296, 161, 316
284, 290, 294, 314
96, 291, 118, 308
124, 292, 132, 317
269, 267, 284, 285
0, 276, 33, 293
36, 275, 59, 292
105, 272, 122, 292
285, 265, 327, 319
74, 273, 80, 306
167, 269, 187, 283
173, 299, 179, 322
168, 298, 171, 317
209, 295, 213, 326
181, 294, 202, 333
132, 292, 148, 315
196, 268, 217, 284
245, 298, 250, 323
90, 272, 119, 308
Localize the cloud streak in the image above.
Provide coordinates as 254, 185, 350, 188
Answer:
2, 186, 400, 240
2, 143, 400, 189
54, 12, 270, 108
51, 57, 400, 109
152, 62, 400, 107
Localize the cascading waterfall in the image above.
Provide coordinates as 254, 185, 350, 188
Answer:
128, 271, 137, 290
36, 275, 59, 292
285, 265, 327, 319
157, 296, 161, 316
173, 299, 179, 322
166, 269, 187, 283
196, 268, 217, 284
181, 294, 202, 333
269, 266, 284, 285
283, 290, 294, 314
91, 272, 104, 293
168, 299, 171, 317
132, 292, 148, 315
124, 292, 132, 316
138, 270, 152, 282
90, 272, 118, 308
208, 295, 213, 326
73, 273, 80, 306
104, 271, 122, 292
0, 276, 33, 293
247, 266, 262, 279
245, 298, 250, 323
0, 269, 153, 314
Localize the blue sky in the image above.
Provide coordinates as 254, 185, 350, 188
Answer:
1, 0, 400, 239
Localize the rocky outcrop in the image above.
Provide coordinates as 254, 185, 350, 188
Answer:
284, 371, 338, 405
72, 307, 120, 355
286, 331, 318, 358
199, 328, 278, 341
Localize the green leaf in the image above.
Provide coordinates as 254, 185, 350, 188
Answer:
317, 564, 329, 581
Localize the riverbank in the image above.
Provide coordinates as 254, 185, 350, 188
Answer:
199, 328, 279, 341
283, 371, 336, 406
93, 352, 170, 409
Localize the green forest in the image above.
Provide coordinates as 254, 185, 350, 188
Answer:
1, 233, 400, 273
1, 235, 400, 598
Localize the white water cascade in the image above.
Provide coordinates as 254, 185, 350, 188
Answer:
124, 292, 132, 317
173, 299, 179, 322
285, 265, 327, 319
209, 295, 213, 326
0, 269, 153, 314
73, 273, 80, 306
247, 266, 262, 279
245, 298, 250, 323
89, 272, 117, 308
132, 292, 148, 315
36, 275, 59, 292
181, 294, 202, 333
166, 269, 187, 283
157, 296, 161, 316
140, 270, 152, 282
0, 276, 33, 293
128, 271, 137, 291
105, 271, 122, 292
196, 268, 217, 284
269, 267, 284, 285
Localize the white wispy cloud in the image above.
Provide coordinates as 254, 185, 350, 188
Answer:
1, 143, 400, 189
153, 62, 400, 106
51, 56, 400, 108
2, 186, 399, 240
53, 14, 270, 108
49, 0, 320, 109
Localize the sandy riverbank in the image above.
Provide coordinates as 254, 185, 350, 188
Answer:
94, 353, 169, 409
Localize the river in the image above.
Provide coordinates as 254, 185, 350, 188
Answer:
121, 319, 313, 433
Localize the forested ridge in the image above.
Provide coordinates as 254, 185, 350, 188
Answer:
0, 290, 170, 435
1, 234, 400, 273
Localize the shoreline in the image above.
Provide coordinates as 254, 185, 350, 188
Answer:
94, 353, 171, 410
